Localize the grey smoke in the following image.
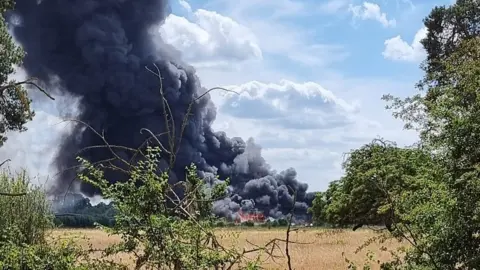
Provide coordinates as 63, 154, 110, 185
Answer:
7, 0, 315, 220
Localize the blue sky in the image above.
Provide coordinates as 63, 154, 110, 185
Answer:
156, 0, 455, 191
0, 0, 456, 193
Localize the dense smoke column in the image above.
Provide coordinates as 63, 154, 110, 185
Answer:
9, 0, 315, 220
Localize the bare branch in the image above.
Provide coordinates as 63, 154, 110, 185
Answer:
0, 159, 11, 168
286, 189, 298, 270
0, 78, 55, 100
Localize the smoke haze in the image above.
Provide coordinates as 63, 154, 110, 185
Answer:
7, 0, 314, 220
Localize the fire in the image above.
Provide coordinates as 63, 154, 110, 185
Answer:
235, 209, 265, 224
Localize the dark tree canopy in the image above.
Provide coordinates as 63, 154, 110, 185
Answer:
311, 1, 480, 268
0, 0, 33, 147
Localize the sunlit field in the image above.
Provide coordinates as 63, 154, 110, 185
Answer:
51, 227, 403, 269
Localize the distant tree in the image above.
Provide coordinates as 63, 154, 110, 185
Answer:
277, 218, 288, 227
243, 220, 254, 227
308, 192, 327, 225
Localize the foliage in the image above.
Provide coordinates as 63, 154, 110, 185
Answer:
308, 192, 327, 225
242, 220, 255, 227
0, 0, 34, 147
53, 194, 116, 228
277, 218, 289, 227
77, 146, 268, 269
315, 140, 440, 230
0, 238, 122, 270
0, 169, 54, 245
311, 1, 480, 269
0, 169, 120, 269
380, 1, 480, 267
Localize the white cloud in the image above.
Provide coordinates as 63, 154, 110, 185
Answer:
178, 0, 192, 13
218, 80, 359, 130
349, 2, 396, 28
158, 9, 262, 68
383, 27, 427, 62
202, 0, 349, 67
208, 80, 391, 191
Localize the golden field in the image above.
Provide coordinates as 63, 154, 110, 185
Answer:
51, 228, 402, 270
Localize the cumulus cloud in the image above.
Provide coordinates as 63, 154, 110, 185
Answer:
218, 80, 359, 130
158, 9, 262, 68
349, 2, 396, 28
199, 0, 349, 67
208, 79, 388, 190
383, 27, 427, 62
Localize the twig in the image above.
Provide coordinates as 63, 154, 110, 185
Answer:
0, 159, 11, 168
0, 78, 55, 100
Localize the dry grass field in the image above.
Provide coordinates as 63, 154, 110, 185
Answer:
51, 227, 402, 270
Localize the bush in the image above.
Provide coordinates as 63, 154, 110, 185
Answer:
215, 220, 225, 227
278, 218, 288, 227
0, 168, 121, 269
243, 220, 255, 227
0, 169, 53, 245
0, 238, 121, 270
77, 147, 267, 269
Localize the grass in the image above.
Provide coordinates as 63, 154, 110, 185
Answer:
51, 227, 403, 269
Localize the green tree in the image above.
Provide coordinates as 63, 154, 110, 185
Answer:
0, 1, 30, 147
384, 0, 480, 175
0, 0, 53, 147
308, 192, 327, 225
377, 0, 480, 268
0, 169, 53, 245
315, 140, 439, 231
0, 169, 118, 269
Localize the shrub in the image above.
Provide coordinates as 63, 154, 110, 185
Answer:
0, 238, 122, 270
77, 146, 267, 269
0, 168, 121, 269
243, 220, 255, 227
0, 169, 53, 245
278, 218, 288, 227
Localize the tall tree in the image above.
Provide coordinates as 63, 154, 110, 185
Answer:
384, 0, 480, 175
0, 1, 52, 148
380, 0, 480, 268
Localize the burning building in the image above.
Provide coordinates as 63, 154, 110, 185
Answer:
234, 209, 266, 224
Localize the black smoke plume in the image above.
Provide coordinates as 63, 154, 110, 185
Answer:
8, 0, 315, 220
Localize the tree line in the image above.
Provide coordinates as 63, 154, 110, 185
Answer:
52, 193, 117, 228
